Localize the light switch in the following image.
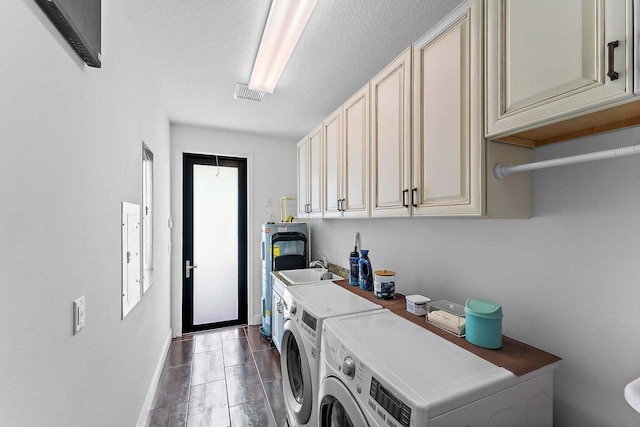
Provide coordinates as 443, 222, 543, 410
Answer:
73, 296, 85, 335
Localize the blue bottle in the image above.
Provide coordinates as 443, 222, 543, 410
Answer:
349, 247, 359, 286
349, 232, 360, 286
358, 250, 373, 291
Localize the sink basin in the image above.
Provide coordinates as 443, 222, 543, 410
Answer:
279, 268, 344, 284
625, 377, 640, 413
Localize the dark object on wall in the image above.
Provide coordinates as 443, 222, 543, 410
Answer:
34, 0, 101, 68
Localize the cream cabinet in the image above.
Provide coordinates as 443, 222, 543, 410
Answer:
323, 85, 370, 218
323, 107, 343, 217
342, 85, 370, 218
412, 0, 482, 216
297, 125, 323, 218
296, 135, 309, 216
486, 0, 634, 140
370, 47, 412, 217
412, 0, 530, 218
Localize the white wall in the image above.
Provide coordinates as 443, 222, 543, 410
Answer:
0, 1, 171, 426
311, 126, 640, 426
170, 124, 297, 334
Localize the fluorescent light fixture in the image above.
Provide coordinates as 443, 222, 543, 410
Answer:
248, 0, 318, 93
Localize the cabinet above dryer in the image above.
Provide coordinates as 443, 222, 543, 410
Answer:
485, 0, 636, 147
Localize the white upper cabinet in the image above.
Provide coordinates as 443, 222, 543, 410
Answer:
342, 85, 370, 218
410, 0, 530, 218
486, 0, 634, 139
296, 135, 309, 217
297, 125, 323, 218
323, 85, 370, 218
323, 107, 343, 218
412, 0, 482, 216
370, 48, 413, 218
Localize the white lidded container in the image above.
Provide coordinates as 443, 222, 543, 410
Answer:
406, 294, 431, 316
373, 269, 396, 299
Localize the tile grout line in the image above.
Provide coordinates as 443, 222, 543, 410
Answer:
184, 338, 194, 426
222, 330, 232, 427
246, 327, 279, 427
178, 326, 274, 427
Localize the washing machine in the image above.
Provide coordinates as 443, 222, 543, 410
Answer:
318, 309, 557, 427
281, 282, 383, 427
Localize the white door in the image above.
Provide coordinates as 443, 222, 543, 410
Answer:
281, 322, 314, 425
370, 47, 412, 218
486, 0, 633, 137
412, 0, 483, 216
323, 107, 343, 217
343, 84, 370, 218
297, 136, 310, 216
308, 125, 323, 217
318, 377, 370, 426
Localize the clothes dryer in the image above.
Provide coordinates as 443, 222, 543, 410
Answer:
318, 309, 558, 426
280, 282, 382, 427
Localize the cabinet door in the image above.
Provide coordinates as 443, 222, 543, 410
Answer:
323, 107, 343, 218
271, 288, 284, 352
308, 125, 323, 217
296, 136, 309, 217
412, 0, 482, 216
342, 85, 370, 218
370, 47, 412, 217
486, 0, 633, 137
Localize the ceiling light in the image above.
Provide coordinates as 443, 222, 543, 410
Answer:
248, 0, 318, 94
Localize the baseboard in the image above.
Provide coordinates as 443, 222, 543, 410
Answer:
136, 328, 172, 427
251, 314, 261, 326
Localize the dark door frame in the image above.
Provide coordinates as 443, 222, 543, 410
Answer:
182, 153, 248, 332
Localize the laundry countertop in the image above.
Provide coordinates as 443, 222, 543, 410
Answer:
331, 278, 561, 377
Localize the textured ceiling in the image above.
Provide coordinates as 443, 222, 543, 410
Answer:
122, 0, 462, 141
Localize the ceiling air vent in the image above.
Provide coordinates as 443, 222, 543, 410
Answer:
234, 83, 266, 102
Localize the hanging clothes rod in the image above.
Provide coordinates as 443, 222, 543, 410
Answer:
493, 143, 640, 179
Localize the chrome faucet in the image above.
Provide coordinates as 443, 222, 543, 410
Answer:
310, 254, 327, 269
310, 254, 332, 279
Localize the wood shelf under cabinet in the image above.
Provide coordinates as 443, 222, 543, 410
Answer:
493, 98, 640, 148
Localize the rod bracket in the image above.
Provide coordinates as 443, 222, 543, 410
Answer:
493, 163, 508, 179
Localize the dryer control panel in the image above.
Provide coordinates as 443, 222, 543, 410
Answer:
370, 377, 411, 427
296, 309, 318, 345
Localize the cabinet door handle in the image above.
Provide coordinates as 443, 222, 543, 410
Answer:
337, 199, 342, 211
412, 188, 418, 208
607, 40, 619, 81
341, 198, 346, 211
402, 189, 409, 208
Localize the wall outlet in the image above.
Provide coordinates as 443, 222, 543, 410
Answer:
73, 296, 85, 335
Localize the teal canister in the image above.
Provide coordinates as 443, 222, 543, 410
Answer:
464, 298, 503, 349
358, 250, 373, 290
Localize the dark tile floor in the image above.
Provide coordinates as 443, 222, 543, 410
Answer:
146, 325, 286, 427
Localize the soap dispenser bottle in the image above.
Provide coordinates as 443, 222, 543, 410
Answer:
349, 232, 359, 286
358, 249, 373, 291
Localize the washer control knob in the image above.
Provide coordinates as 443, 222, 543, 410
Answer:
290, 303, 297, 316
342, 357, 355, 379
